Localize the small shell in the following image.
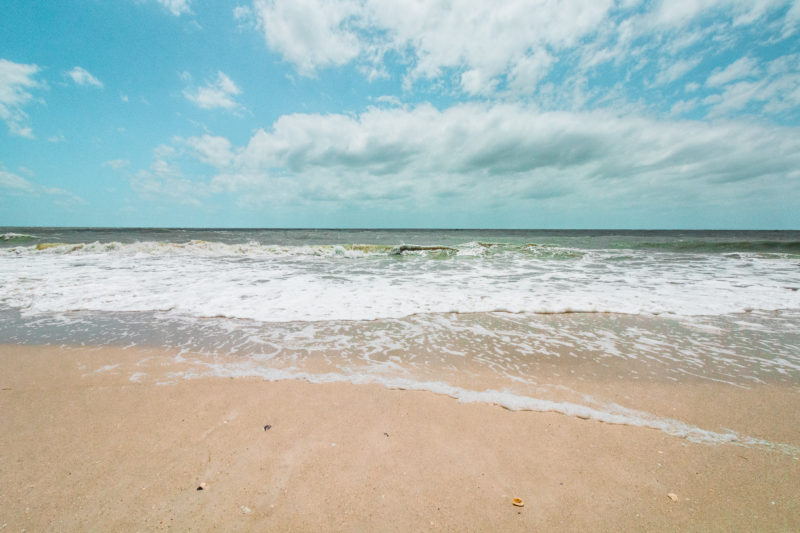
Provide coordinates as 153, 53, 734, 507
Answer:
667, 493, 678, 502
512, 497, 524, 507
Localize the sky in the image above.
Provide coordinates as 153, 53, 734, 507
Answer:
1, 0, 800, 229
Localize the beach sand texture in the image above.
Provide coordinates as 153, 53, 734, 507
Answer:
1, 344, 798, 532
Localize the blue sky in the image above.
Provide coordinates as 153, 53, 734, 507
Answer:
1, 0, 800, 228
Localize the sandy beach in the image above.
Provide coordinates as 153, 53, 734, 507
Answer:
5, 0, 800, 528
1, 344, 798, 532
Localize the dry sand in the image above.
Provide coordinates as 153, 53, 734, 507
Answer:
1, 344, 799, 532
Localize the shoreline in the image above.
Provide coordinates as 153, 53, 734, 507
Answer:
2, 344, 799, 531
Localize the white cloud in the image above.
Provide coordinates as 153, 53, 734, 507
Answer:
250, 0, 613, 86
784, 0, 800, 35
381, 0, 612, 88
132, 171, 206, 206
652, 57, 701, 86
136, 104, 800, 213
0, 164, 84, 205
233, 5, 256, 28
459, 69, 498, 96
507, 50, 556, 94
706, 56, 759, 86
704, 54, 800, 115
233, 5, 252, 20
156, 0, 192, 16
182, 135, 235, 168
183, 71, 242, 110
0, 58, 43, 138
253, 0, 362, 76
246, 0, 797, 104
373, 95, 403, 107
766, 52, 800, 76
131, 146, 206, 206
670, 98, 699, 115
647, 0, 785, 28
67, 66, 103, 88
0, 168, 36, 193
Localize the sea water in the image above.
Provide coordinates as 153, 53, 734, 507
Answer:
2, 228, 799, 447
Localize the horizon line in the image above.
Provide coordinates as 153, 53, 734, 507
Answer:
2, 226, 798, 232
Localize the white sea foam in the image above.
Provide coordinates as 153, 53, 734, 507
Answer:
4, 240, 400, 257
2, 233, 797, 453
164, 359, 799, 455
1, 239, 798, 322
0, 232, 36, 241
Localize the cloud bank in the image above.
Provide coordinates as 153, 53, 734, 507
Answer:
132, 103, 800, 222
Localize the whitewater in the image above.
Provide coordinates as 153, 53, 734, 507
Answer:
2, 228, 799, 451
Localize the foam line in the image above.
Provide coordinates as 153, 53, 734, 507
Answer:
170, 361, 800, 457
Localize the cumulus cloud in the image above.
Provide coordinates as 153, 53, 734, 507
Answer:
132, 104, 800, 214
0, 58, 44, 138
66, 66, 103, 88
183, 71, 242, 110
182, 134, 234, 168
253, 0, 362, 76
250, 0, 611, 90
244, 0, 798, 109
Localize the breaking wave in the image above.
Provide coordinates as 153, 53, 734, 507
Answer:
4, 238, 796, 260
0, 232, 37, 243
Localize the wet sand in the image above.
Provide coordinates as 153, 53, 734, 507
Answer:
1, 344, 799, 532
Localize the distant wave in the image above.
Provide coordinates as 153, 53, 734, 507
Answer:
1, 239, 587, 259
0, 232, 37, 243
3, 238, 798, 260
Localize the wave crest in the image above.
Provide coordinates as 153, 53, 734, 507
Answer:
0, 232, 37, 242
3, 239, 583, 259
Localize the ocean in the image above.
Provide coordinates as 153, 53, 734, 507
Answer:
2, 228, 799, 448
